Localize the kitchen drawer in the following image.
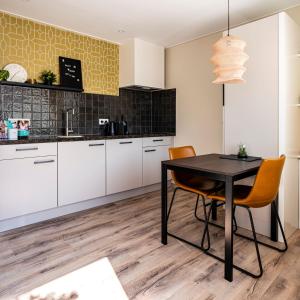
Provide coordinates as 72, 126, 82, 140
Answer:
107, 138, 142, 148
142, 136, 172, 147
0, 142, 57, 160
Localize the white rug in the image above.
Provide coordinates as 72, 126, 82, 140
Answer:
18, 257, 128, 300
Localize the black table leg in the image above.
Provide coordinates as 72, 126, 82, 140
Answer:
224, 176, 234, 282
212, 200, 217, 221
161, 163, 168, 245
270, 195, 278, 242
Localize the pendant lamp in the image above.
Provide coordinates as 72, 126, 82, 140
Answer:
211, 0, 249, 84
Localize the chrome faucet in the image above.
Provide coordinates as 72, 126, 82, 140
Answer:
64, 108, 74, 136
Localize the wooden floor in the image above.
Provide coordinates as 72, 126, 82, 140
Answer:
0, 188, 300, 300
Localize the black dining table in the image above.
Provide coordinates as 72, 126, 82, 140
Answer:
161, 153, 278, 282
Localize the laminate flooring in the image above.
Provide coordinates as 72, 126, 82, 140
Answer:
0, 188, 300, 300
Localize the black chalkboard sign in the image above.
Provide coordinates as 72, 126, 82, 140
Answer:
59, 56, 83, 89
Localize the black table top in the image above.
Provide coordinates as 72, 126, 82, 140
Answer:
162, 153, 262, 179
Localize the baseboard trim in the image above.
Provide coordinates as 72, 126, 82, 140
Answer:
0, 183, 162, 233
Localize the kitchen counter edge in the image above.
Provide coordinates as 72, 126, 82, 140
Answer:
0, 133, 176, 145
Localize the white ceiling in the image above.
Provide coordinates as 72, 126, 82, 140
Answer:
1, 0, 300, 47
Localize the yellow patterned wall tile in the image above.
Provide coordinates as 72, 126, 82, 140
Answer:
0, 11, 119, 95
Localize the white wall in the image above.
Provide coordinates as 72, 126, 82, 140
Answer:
165, 33, 223, 155
286, 5, 300, 25
224, 15, 279, 157
224, 15, 280, 237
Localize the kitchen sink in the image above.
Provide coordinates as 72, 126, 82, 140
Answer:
57, 135, 83, 138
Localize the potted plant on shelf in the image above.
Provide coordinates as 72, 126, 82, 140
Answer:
39, 70, 57, 85
0, 70, 9, 81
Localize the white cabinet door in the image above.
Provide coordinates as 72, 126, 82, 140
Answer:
0, 156, 57, 220
143, 145, 169, 186
58, 141, 106, 206
106, 138, 142, 194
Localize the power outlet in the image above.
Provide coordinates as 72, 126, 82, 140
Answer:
99, 118, 109, 125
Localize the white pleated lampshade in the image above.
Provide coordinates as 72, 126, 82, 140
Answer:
211, 35, 249, 84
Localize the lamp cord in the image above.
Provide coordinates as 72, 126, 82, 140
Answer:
227, 0, 230, 36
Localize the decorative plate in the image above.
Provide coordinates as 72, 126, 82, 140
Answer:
3, 64, 28, 83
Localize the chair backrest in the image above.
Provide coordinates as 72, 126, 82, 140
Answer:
244, 155, 286, 208
168, 146, 196, 185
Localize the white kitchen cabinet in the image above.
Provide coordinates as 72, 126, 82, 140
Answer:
143, 145, 169, 186
58, 140, 106, 206
119, 38, 165, 88
0, 156, 57, 220
106, 138, 142, 194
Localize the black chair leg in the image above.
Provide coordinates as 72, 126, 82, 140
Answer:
194, 194, 200, 219
167, 188, 211, 251
201, 202, 238, 247
167, 187, 178, 221
197, 204, 264, 278
200, 195, 211, 250
201, 203, 213, 250
233, 205, 238, 233
271, 202, 288, 251
246, 207, 263, 278
234, 203, 288, 252
197, 203, 285, 279
195, 198, 227, 233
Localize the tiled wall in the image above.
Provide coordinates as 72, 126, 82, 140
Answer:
0, 12, 119, 95
0, 85, 176, 136
152, 89, 176, 133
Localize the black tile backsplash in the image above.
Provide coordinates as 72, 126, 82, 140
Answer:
152, 89, 176, 133
0, 85, 176, 136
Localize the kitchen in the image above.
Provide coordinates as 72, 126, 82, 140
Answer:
0, 1, 300, 299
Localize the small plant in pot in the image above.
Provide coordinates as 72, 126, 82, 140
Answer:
237, 144, 248, 158
39, 70, 57, 85
0, 70, 9, 81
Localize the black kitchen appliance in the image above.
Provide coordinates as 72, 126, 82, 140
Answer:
117, 115, 128, 135
105, 116, 129, 136
105, 121, 116, 136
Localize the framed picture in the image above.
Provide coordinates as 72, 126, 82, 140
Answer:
59, 56, 83, 89
9, 118, 31, 138
9, 118, 31, 130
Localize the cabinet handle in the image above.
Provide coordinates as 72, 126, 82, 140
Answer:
153, 139, 163, 142
119, 141, 133, 144
16, 147, 39, 151
145, 149, 156, 152
89, 143, 104, 147
34, 159, 55, 165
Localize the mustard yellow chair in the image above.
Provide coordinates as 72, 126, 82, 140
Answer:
202, 155, 287, 278
168, 146, 224, 249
